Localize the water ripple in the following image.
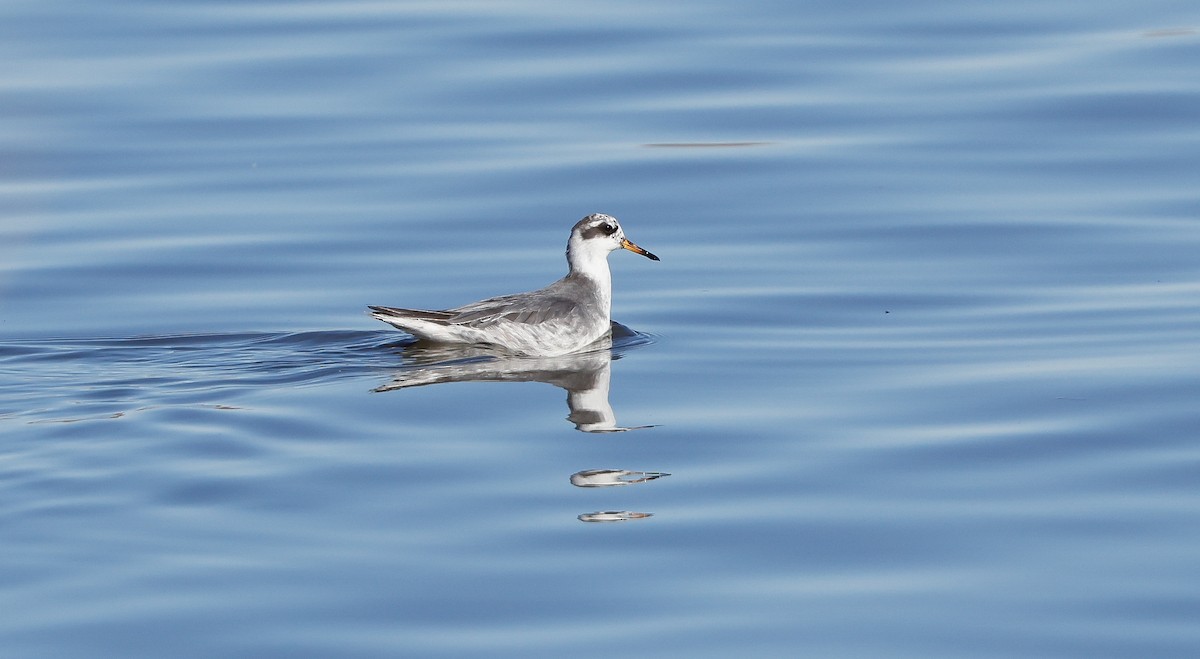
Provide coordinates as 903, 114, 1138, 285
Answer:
0, 330, 390, 424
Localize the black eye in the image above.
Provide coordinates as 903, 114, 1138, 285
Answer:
601, 223, 617, 235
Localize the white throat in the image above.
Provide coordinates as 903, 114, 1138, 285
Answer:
567, 233, 617, 274
566, 238, 614, 312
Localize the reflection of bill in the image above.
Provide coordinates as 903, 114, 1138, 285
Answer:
578, 511, 654, 523
570, 469, 669, 487
375, 323, 654, 433
571, 470, 668, 523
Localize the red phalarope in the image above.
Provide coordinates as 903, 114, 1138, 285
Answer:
369, 213, 659, 356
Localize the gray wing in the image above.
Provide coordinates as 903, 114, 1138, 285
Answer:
372, 276, 592, 328
448, 291, 579, 327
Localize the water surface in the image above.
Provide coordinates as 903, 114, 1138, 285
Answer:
3, 1, 1200, 657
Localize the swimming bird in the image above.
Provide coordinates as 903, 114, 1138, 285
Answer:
369, 213, 659, 356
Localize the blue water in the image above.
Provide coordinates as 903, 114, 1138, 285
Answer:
3, 1, 1200, 657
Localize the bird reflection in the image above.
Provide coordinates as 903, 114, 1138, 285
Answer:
374, 323, 653, 433
374, 324, 666, 522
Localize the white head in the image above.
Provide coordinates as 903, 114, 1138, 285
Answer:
566, 213, 659, 275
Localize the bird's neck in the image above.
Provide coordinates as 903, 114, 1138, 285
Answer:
566, 241, 612, 278
566, 246, 613, 312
